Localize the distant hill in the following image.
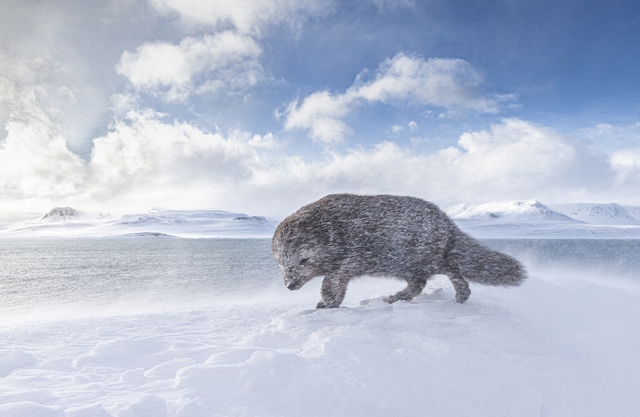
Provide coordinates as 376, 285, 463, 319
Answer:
446, 200, 580, 223
0, 208, 276, 238
548, 203, 640, 226
42, 207, 81, 221
41, 207, 112, 222
3, 202, 640, 239
446, 200, 640, 239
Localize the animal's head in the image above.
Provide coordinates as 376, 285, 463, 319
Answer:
273, 242, 319, 290
272, 220, 321, 291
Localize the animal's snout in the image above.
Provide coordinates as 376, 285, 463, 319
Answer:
286, 279, 303, 290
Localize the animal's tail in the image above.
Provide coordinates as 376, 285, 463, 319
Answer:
446, 224, 527, 287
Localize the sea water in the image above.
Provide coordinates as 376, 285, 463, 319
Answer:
1, 238, 638, 321
0, 238, 281, 321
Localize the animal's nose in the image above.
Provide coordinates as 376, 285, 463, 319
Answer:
287, 282, 297, 290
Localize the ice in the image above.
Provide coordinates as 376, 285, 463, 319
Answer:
1, 272, 639, 416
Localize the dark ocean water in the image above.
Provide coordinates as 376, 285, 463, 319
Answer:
0, 238, 638, 318
483, 239, 640, 278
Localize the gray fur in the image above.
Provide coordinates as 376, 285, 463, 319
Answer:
272, 194, 527, 308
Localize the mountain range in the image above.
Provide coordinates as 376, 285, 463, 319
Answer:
446, 200, 640, 238
0, 207, 277, 238
1, 201, 639, 238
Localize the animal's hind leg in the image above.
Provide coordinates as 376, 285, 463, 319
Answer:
448, 270, 471, 303
384, 277, 427, 304
317, 273, 349, 309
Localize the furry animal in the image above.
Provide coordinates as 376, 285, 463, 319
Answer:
272, 194, 526, 308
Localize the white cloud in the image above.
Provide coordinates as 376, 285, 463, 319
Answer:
257, 118, 608, 209
86, 110, 270, 208
0, 78, 85, 206
283, 53, 502, 143
370, 0, 415, 11
610, 149, 640, 185
580, 122, 640, 151
148, 0, 333, 35
116, 31, 262, 102
2, 107, 638, 217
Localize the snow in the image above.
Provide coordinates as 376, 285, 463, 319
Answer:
446, 200, 579, 222
549, 203, 640, 225
3, 201, 640, 239
446, 200, 640, 238
0, 208, 276, 239
1, 270, 639, 416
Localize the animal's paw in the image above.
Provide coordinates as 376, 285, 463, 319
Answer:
382, 295, 397, 304
455, 291, 470, 303
316, 300, 340, 309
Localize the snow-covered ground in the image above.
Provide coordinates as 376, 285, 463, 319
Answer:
0, 208, 277, 239
1, 271, 639, 416
447, 200, 640, 238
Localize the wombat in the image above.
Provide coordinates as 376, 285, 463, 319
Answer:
272, 194, 526, 308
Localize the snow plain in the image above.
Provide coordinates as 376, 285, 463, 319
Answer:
1, 271, 639, 417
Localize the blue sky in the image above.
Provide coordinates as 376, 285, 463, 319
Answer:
1, 0, 640, 217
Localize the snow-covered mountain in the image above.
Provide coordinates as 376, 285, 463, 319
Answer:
446, 200, 580, 223
0, 208, 276, 238
622, 205, 640, 222
547, 203, 640, 225
113, 209, 275, 238
3, 201, 640, 239
40, 207, 112, 222
446, 200, 640, 239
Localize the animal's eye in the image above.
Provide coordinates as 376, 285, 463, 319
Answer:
299, 258, 309, 266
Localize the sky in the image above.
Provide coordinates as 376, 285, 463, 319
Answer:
1, 0, 640, 218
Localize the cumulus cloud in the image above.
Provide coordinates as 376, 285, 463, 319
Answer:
0, 78, 85, 208
282, 53, 504, 143
116, 31, 262, 102
86, 110, 274, 208
610, 149, 640, 184
1, 106, 637, 216
253, 118, 615, 211
148, 0, 333, 35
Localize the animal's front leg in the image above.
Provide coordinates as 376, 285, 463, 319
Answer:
317, 273, 349, 308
